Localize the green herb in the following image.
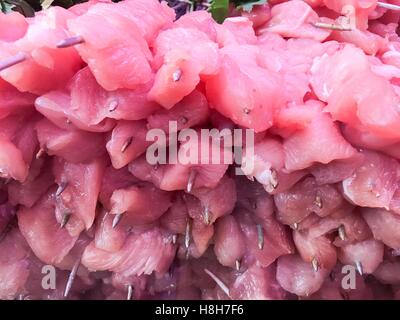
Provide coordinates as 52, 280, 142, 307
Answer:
2, 0, 35, 16
209, 0, 229, 23
0, 0, 267, 20
235, 0, 267, 12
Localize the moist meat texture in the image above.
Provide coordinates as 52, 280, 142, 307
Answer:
0, 0, 400, 300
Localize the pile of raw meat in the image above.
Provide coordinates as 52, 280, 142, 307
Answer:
1, 0, 400, 300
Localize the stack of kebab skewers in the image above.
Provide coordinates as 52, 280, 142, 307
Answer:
1, 0, 400, 300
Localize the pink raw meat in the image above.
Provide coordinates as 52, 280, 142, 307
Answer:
110, 0, 175, 45
147, 90, 210, 133
149, 26, 219, 108
310, 44, 369, 105
330, 28, 386, 55
242, 138, 284, 192
67, 5, 153, 91
0, 137, 29, 182
8, 158, 53, 208
0, 7, 82, 94
94, 210, 127, 253
36, 89, 116, 132
17, 189, 79, 265
36, 118, 106, 163
374, 261, 400, 285
240, 3, 271, 28
35, 91, 77, 130
337, 239, 384, 274
369, 22, 398, 40
293, 230, 337, 270
174, 11, 218, 41
343, 125, 400, 159
214, 215, 246, 268
323, 0, 377, 30
236, 209, 294, 268
235, 176, 275, 219
188, 176, 237, 225
53, 157, 105, 230
362, 208, 400, 249
342, 150, 400, 209
305, 207, 372, 245
262, 1, 331, 41
0, 11, 28, 42
215, 17, 257, 46
206, 44, 285, 132
275, 177, 345, 225
274, 102, 322, 136
283, 111, 357, 171
68, 0, 113, 16
189, 219, 214, 258
0, 78, 35, 120
109, 183, 172, 225
129, 138, 230, 192
0, 203, 16, 236
106, 120, 150, 169
311, 44, 400, 139
82, 227, 176, 277
241, 137, 294, 193
160, 194, 188, 235
99, 165, 139, 209
310, 152, 365, 184
0, 114, 39, 182
0, 228, 30, 299
70, 67, 159, 125
277, 254, 330, 296
308, 264, 375, 300
230, 264, 288, 300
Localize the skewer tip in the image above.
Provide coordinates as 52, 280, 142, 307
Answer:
108, 99, 118, 112
203, 206, 211, 225
35, 147, 46, 159
338, 225, 346, 241
355, 261, 363, 276
311, 257, 319, 272
60, 212, 71, 229
314, 195, 323, 209
121, 137, 133, 153
172, 69, 182, 82
56, 35, 84, 49
56, 181, 68, 197
257, 224, 264, 250
235, 259, 241, 271
184, 220, 191, 249
186, 170, 197, 193
127, 285, 133, 300
0, 52, 28, 72
63, 259, 80, 298
112, 213, 123, 229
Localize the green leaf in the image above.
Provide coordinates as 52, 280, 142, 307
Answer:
6, 0, 35, 16
236, 0, 267, 12
209, 0, 229, 23
0, 0, 17, 13
0, 0, 7, 12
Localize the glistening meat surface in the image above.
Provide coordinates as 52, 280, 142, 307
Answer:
0, 0, 400, 300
